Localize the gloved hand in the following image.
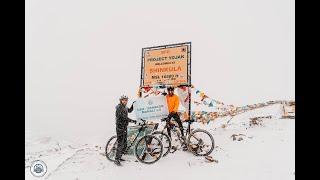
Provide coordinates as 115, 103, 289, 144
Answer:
136, 119, 144, 125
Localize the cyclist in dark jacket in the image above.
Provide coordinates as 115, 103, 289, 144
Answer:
114, 95, 136, 166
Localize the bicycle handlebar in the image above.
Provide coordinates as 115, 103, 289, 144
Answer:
134, 119, 146, 125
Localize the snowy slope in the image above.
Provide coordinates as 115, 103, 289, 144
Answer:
25, 104, 294, 180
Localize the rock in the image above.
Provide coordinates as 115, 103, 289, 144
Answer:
231, 134, 246, 141
205, 156, 218, 163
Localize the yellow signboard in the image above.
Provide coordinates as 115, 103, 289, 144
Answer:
141, 42, 191, 87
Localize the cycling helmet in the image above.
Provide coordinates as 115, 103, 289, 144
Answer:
119, 95, 128, 100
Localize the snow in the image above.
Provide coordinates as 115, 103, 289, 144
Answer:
25, 105, 294, 180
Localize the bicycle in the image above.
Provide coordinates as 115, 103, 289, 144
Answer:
105, 119, 164, 164
154, 117, 215, 156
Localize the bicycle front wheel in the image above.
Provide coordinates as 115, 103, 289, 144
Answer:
151, 131, 171, 157
135, 135, 163, 164
105, 135, 118, 162
187, 129, 215, 156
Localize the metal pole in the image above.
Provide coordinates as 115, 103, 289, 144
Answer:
140, 48, 145, 87
188, 42, 192, 122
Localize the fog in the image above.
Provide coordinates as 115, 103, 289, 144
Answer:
25, 0, 294, 142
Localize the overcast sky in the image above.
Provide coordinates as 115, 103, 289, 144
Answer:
25, 0, 294, 142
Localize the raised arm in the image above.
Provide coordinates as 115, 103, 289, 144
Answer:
128, 101, 136, 113
128, 104, 134, 113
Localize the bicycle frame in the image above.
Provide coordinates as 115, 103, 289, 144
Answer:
124, 122, 159, 152
159, 118, 202, 145
184, 120, 202, 141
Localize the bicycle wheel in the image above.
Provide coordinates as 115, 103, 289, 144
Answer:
105, 135, 118, 162
151, 131, 171, 157
135, 135, 163, 164
186, 129, 215, 156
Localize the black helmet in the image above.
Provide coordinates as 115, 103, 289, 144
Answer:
167, 86, 174, 91
119, 95, 128, 100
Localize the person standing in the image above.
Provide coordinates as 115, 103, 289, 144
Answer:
164, 86, 185, 139
114, 95, 136, 166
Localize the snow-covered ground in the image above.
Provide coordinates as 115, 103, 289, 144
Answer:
25, 104, 295, 180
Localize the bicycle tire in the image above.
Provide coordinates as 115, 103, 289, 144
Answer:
151, 131, 171, 157
105, 135, 118, 162
187, 129, 215, 156
134, 135, 163, 164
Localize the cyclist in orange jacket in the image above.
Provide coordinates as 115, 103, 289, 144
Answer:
163, 86, 185, 139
